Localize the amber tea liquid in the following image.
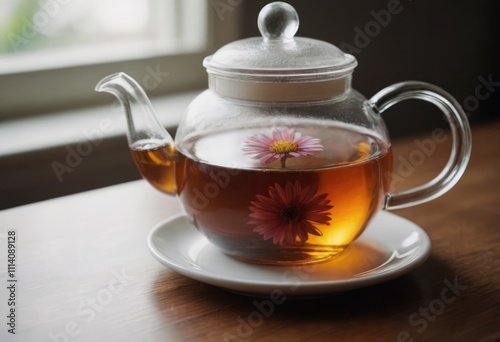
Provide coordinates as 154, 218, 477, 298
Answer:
130, 141, 177, 195
134, 125, 392, 265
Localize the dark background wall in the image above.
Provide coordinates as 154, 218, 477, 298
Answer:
240, 0, 500, 137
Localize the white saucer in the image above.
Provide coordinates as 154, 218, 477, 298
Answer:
147, 211, 431, 296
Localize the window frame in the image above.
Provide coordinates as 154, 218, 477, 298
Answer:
0, 0, 242, 119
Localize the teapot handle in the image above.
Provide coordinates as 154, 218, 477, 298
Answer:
369, 81, 472, 210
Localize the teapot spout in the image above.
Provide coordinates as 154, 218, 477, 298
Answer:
95, 72, 173, 147
96, 72, 177, 195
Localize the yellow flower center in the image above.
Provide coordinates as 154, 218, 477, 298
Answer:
269, 140, 298, 154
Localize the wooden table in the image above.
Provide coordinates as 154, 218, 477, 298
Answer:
1, 121, 499, 342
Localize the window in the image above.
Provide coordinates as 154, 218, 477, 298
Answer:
0, 0, 227, 118
0, 0, 206, 73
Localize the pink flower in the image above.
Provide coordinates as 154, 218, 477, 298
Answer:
243, 127, 323, 167
248, 181, 333, 246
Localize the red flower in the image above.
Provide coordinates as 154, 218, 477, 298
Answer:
243, 127, 323, 167
248, 181, 333, 246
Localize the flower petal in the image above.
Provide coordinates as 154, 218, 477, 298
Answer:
248, 180, 333, 246
243, 127, 324, 166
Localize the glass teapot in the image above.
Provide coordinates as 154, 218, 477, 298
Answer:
96, 2, 471, 265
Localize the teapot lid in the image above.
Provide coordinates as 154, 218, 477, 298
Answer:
203, 2, 357, 80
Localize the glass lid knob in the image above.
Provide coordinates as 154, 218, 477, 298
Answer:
257, 2, 299, 41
